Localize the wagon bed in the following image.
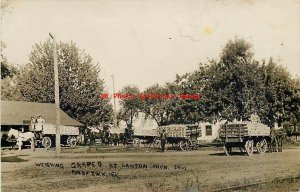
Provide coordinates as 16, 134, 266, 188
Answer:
42, 124, 79, 135
219, 121, 271, 156
159, 124, 201, 151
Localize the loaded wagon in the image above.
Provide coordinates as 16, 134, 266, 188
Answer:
131, 128, 161, 148
158, 124, 201, 151
32, 123, 79, 149
219, 121, 285, 156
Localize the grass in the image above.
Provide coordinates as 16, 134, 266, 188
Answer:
1, 156, 28, 162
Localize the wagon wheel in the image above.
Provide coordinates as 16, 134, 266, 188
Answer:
67, 136, 77, 148
179, 140, 191, 151
256, 139, 267, 155
42, 137, 52, 149
245, 140, 254, 156
133, 138, 141, 148
224, 145, 232, 156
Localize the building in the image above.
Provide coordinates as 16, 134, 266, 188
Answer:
197, 120, 227, 143
1, 100, 83, 132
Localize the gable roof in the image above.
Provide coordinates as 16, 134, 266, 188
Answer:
1, 100, 83, 126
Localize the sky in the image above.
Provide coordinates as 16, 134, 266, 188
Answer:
2, 0, 300, 96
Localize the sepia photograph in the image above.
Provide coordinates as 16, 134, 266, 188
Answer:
1, 0, 300, 191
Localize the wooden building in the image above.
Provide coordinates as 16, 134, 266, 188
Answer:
1, 100, 83, 146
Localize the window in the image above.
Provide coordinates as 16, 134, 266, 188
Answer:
205, 125, 212, 136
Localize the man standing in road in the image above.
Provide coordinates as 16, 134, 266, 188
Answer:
160, 129, 167, 152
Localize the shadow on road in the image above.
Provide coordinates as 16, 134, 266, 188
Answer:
209, 151, 245, 156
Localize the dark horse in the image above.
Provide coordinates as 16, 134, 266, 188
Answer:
269, 128, 286, 152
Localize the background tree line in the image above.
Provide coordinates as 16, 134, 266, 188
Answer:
118, 38, 300, 137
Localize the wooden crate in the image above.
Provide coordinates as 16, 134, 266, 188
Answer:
159, 124, 201, 138
159, 125, 187, 138
42, 124, 79, 135
134, 128, 159, 137
219, 121, 270, 138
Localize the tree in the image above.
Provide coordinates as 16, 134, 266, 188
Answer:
140, 83, 182, 126
170, 74, 204, 124
260, 60, 300, 127
1, 41, 23, 100
117, 85, 142, 127
1, 42, 18, 79
194, 38, 267, 122
17, 40, 113, 125
1, 76, 24, 100
179, 38, 299, 127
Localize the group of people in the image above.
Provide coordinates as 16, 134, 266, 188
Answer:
31, 116, 45, 139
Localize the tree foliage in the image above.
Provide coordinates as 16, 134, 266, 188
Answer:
1, 41, 23, 100
181, 38, 299, 126
117, 85, 141, 127
118, 38, 299, 128
16, 40, 112, 125
1, 42, 18, 79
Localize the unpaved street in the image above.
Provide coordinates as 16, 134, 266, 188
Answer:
2, 147, 300, 192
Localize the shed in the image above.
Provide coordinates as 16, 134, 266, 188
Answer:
1, 100, 83, 127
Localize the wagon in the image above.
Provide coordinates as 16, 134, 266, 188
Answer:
158, 124, 201, 151
131, 128, 161, 148
219, 121, 279, 156
32, 123, 79, 149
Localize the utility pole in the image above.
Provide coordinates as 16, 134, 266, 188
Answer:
49, 33, 61, 156
111, 75, 117, 129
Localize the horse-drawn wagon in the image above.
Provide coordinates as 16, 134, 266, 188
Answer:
35, 124, 79, 149
131, 128, 161, 148
158, 124, 201, 151
219, 121, 286, 156
7, 123, 79, 150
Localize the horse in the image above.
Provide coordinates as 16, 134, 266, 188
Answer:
7, 128, 35, 151
269, 128, 286, 152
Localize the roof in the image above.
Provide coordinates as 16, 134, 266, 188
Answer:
1, 100, 84, 126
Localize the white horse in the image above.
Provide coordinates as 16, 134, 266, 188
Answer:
7, 128, 35, 151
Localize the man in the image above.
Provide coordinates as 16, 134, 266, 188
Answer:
160, 129, 167, 152
123, 127, 129, 147
30, 117, 36, 131
35, 116, 45, 131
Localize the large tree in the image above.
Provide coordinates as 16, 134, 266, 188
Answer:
117, 85, 142, 127
202, 39, 266, 122
17, 40, 112, 125
179, 38, 299, 127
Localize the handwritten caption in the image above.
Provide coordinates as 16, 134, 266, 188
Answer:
35, 161, 187, 179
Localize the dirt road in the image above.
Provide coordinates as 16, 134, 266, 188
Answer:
2, 147, 300, 192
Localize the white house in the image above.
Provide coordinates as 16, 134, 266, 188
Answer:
197, 120, 227, 143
